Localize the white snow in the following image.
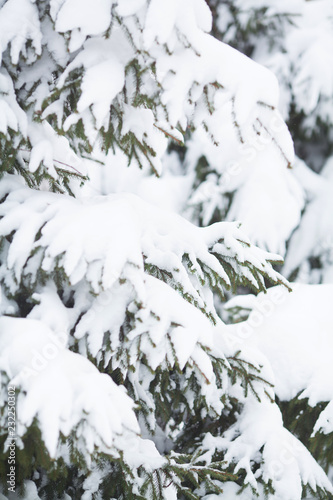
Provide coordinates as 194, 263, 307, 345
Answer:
0, 0, 42, 65
0, 174, 288, 310
227, 284, 333, 435
78, 58, 124, 129
284, 157, 333, 281
0, 316, 140, 458
0, 1, 332, 498
54, 0, 114, 39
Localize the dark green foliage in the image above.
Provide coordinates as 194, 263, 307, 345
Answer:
279, 396, 333, 475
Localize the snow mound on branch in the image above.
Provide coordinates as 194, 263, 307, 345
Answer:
55, 0, 114, 38
0, 69, 27, 137
186, 99, 300, 254
226, 284, 333, 436
0, 175, 289, 307
27, 121, 83, 178
0, 316, 142, 460
283, 156, 333, 282
201, 397, 333, 499
0, 0, 42, 65
0, 0, 296, 183
45, 0, 293, 176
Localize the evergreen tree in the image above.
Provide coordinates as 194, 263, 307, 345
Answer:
0, 1, 332, 500
189, 1, 333, 496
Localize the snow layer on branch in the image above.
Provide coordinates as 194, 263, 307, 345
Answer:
43, 0, 293, 177
71, 273, 226, 431
0, 175, 287, 426
0, 316, 140, 459
197, 316, 333, 497
0, 69, 27, 137
0, 175, 288, 305
28, 122, 83, 177
151, 30, 281, 133
0, 174, 292, 445
0, 0, 42, 65
283, 157, 333, 282
144, 0, 212, 48
186, 118, 301, 255
200, 397, 333, 499
184, 0, 333, 257
54, 0, 114, 38
115, 274, 219, 372
225, 0, 333, 130
226, 284, 333, 437
0, 0, 296, 184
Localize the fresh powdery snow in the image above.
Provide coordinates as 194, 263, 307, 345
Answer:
0, 0, 332, 499
186, 0, 333, 260
0, 172, 331, 498
0, 174, 289, 305
0, 317, 139, 456
0, 0, 42, 65
200, 396, 332, 500
284, 157, 333, 283
226, 284, 333, 435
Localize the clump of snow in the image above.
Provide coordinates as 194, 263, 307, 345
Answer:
200, 395, 332, 499
0, 0, 42, 65
0, 316, 140, 459
54, 0, 114, 40
226, 284, 333, 436
284, 156, 333, 282
0, 174, 288, 310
